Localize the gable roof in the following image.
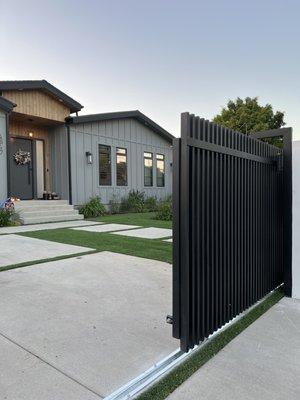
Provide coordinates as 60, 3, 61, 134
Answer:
67, 110, 174, 143
0, 96, 16, 113
0, 80, 83, 113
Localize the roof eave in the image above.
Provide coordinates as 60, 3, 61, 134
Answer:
0, 80, 83, 113
67, 110, 174, 143
40, 80, 83, 113
0, 97, 16, 113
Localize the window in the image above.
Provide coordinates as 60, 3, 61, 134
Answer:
99, 144, 111, 186
116, 147, 127, 186
144, 152, 153, 187
156, 154, 165, 187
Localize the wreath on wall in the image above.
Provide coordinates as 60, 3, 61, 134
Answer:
0, 134, 3, 156
13, 149, 31, 165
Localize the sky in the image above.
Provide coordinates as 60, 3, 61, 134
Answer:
0, 0, 299, 137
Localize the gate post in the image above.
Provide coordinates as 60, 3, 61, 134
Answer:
283, 129, 293, 296
250, 128, 293, 296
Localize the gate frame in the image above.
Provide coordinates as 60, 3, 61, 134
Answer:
173, 113, 291, 350
250, 127, 293, 296
172, 136, 181, 339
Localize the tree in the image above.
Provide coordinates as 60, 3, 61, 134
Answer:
213, 97, 285, 139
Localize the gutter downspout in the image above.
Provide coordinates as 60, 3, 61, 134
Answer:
6, 113, 11, 198
66, 120, 73, 205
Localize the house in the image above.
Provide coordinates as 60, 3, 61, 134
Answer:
0, 80, 174, 223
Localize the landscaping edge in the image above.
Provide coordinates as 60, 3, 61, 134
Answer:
0, 250, 98, 273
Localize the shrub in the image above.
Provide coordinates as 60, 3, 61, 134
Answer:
156, 196, 172, 221
144, 196, 158, 212
109, 194, 120, 214
79, 196, 106, 218
120, 190, 145, 213
0, 209, 14, 227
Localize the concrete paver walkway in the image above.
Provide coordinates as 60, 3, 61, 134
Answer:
113, 227, 172, 239
167, 297, 300, 400
0, 220, 101, 235
0, 251, 177, 399
0, 234, 94, 267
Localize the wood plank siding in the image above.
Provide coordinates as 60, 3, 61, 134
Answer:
2, 90, 70, 122
9, 120, 52, 191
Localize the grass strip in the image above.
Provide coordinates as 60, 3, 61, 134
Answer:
20, 228, 172, 264
137, 288, 284, 400
88, 211, 172, 229
0, 250, 98, 273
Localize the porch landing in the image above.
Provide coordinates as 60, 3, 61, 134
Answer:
14, 200, 83, 225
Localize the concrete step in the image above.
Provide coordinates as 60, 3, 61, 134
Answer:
16, 206, 75, 214
14, 200, 84, 225
18, 209, 81, 218
14, 200, 69, 209
20, 214, 84, 225
15, 200, 72, 212
16, 204, 76, 212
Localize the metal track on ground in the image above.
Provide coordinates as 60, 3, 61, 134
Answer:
103, 289, 278, 400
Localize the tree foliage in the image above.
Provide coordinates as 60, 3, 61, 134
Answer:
213, 97, 285, 136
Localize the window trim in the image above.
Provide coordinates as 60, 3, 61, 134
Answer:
144, 151, 153, 187
98, 144, 112, 186
156, 153, 165, 188
116, 147, 128, 187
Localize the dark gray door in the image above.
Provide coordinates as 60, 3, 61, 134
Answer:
10, 138, 34, 199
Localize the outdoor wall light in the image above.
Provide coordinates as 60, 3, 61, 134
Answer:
86, 151, 93, 164
28, 132, 33, 138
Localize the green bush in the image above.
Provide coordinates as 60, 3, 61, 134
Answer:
109, 194, 120, 214
79, 196, 106, 218
144, 196, 158, 212
0, 209, 14, 227
120, 190, 145, 213
156, 197, 172, 221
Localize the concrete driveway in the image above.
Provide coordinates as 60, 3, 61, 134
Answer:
167, 297, 300, 400
0, 234, 94, 268
0, 251, 178, 399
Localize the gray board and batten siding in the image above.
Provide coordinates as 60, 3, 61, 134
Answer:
50, 124, 70, 201
67, 115, 174, 206
0, 97, 15, 200
0, 109, 8, 200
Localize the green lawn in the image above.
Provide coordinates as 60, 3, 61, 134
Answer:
88, 212, 172, 229
21, 225, 172, 264
8, 212, 172, 270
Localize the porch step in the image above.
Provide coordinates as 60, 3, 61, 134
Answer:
19, 209, 82, 218
19, 214, 84, 225
14, 200, 69, 209
14, 200, 84, 225
15, 205, 74, 213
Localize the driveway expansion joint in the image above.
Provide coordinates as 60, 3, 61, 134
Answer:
0, 330, 105, 399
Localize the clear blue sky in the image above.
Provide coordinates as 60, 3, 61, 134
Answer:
1, 0, 299, 137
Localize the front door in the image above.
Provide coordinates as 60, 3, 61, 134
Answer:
10, 137, 34, 199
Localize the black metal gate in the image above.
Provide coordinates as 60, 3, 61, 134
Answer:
173, 113, 291, 352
